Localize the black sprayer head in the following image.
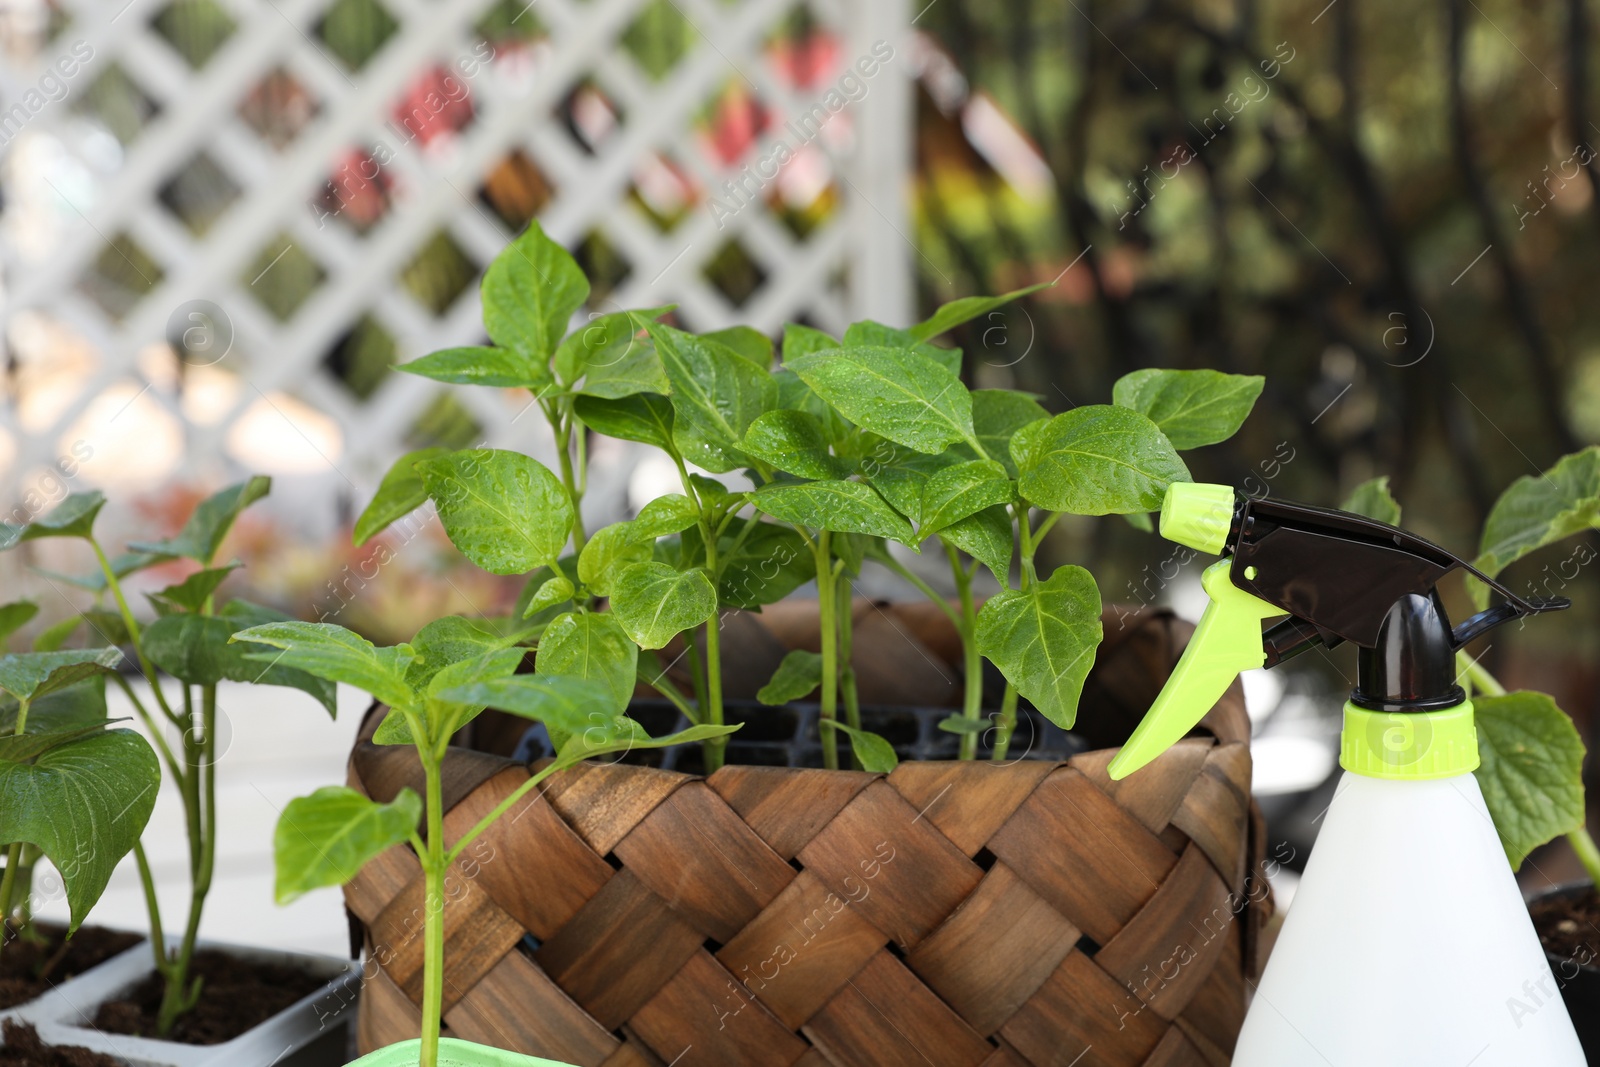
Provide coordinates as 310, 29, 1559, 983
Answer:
1213, 492, 1567, 711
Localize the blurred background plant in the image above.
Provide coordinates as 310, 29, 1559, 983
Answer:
2, 0, 1598, 891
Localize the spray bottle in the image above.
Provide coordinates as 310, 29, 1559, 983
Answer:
1107, 482, 1586, 1066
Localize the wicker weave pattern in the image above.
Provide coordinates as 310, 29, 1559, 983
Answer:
344, 731, 1268, 1067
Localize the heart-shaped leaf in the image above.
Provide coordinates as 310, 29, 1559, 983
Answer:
481, 220, 589, 363
0, 601, 39, 647
611, 563, 718, 649
1472, 447, 1600, 605
273, 785, 420, 904
145, 616, 236, 687
757, 649, 823, 704
633, 494, 701, 537
232, 621, 416, 710
150, 563, 242, 613
354, 447, 448, 547
646, 323, 776, 472
419, 449, 573, 574
742, 410, 852, 480
975, 565, 1102, 727
1473, 691, 1587, 870
1017, 405, 1190, 515
753, 480, 915, 543
0, 720, 125, 763
1342, 476, 1402, 526
397, 346, 552, 390
129, 477, 271, 564
1111, 369, 1264, 450
787, 346, 977, 456
574, 393, 676, 451
536, 611, 638, 714
0, 491, 106, 548
0, 728, 159, 928
0, 649, 124, 704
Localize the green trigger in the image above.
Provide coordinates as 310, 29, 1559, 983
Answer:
1108, 559, 1287, 779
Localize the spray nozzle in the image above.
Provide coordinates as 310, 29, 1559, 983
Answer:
1106, 482, 1569, 780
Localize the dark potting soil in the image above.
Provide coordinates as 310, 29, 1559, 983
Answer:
90, 950, 326, 1045
0, 925, 142, 1011
0, 1022, 121, 1067
1530, 884, 1600, 967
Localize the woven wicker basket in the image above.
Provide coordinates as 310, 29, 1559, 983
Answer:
343, 603, 1271, 1067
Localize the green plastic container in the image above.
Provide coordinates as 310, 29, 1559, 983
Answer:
349, 1039, 577, 1067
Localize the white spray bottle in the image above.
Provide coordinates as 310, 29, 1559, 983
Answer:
1108, 483, 1586, 1067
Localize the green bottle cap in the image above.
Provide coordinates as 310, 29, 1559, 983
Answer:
1340, 700, 1479, 779
1159, 483, 1236, 555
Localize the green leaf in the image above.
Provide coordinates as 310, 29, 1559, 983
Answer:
1008, 417, 1049, 474
397, 347, 551, 390
0, 491, 106, 548
145, 615, 235, 686
787, 346, 977, 456
646, 323, 776, 472
842, 322, 961, 376
757, 650, 823, 704
973, 391, 1050, 478
707, 521, 816, 609
128, 477, 271, 564
536, 611, 637, 714
523, 575, 574, 619
32, 615, 83, 653
1342, 476, 1402, 526
975, 565, 1102, 728
561, 309, 672, 396
907, 283, 1050, 342
0, 729, 159, 928
32, 551, 172, 593
419, 449, 573, 574
434, 674, 614, 740
0, 678, 107, 735
1473, 691, 1587, 869
1017, 406, 1190, 515
703, 326, 774, 368
939, 507, 1014, 580
753, 480, 915, 543
578, 523, 653, 597
1473, 447, 1600, 598
405, 616, 515, 690
0, 720, 123, 764
232, 622, 416, 710
919, 460, 1014, 540
80, 610, 129, 647
690, 474, 735, 510
742, 411, 852, 480
273, 786, 420, 904
781, 323, 838, 361
633, 494, 701, 538
574, 393, 676, 451
217, 600, 340, 715
0, 649, 123, 704
773, 368, 850, 444
0, 601, 39, 647
354, 448, 449, 547
827, 721, 898, 773
865, 445, 959, 525
150, 563, 242, 613
937, 715, 986, 735
610, 563, 718, 649
481, 220, 589, 363
1112, 369, 1264, 451
552, 719, 741, 767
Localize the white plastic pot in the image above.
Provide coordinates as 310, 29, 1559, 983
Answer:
0, 932, 150, 1031
12, 937, 360, 1067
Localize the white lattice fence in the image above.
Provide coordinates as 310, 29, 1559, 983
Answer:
0, 0, 911, 531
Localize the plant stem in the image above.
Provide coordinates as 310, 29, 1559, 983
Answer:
1457, 651, 1506, 697
815, 531, 838, 770
89, 539, 180, 724
950, 554, 983, 760
554, 413, 588, 558
838, 570, 861, 735
876, 546, 963, 632
419, 758, 445, 1067
991, 682, 1019, 762
131, 842, 167, 977
701, 520, 725, 773
0, 698, 31, 960
1016, 506, 1039, 588
1568, 827, 1600, 887
158, 686, 218, 1035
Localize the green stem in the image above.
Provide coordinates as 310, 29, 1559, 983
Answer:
1457, 651, 1506, 697
110, 673, 182, 779
877, 545, 963, 632
701, 528, 725, 774
0, 698, 31, 959
446, 761, 562, 866
816, 531, 838, 770
419, 758, 445, 1067
1016, 507, 1039, 588
951, 555, 983, 760
1569, 828, 1600, 887
132, 842, 169, 978
89, 539, 179, 724
640, 658, 698, 724
838, 570, 861, 736
158, 686, 217, 1035
554, 412, 588, 558
991, 682, 1020, 762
